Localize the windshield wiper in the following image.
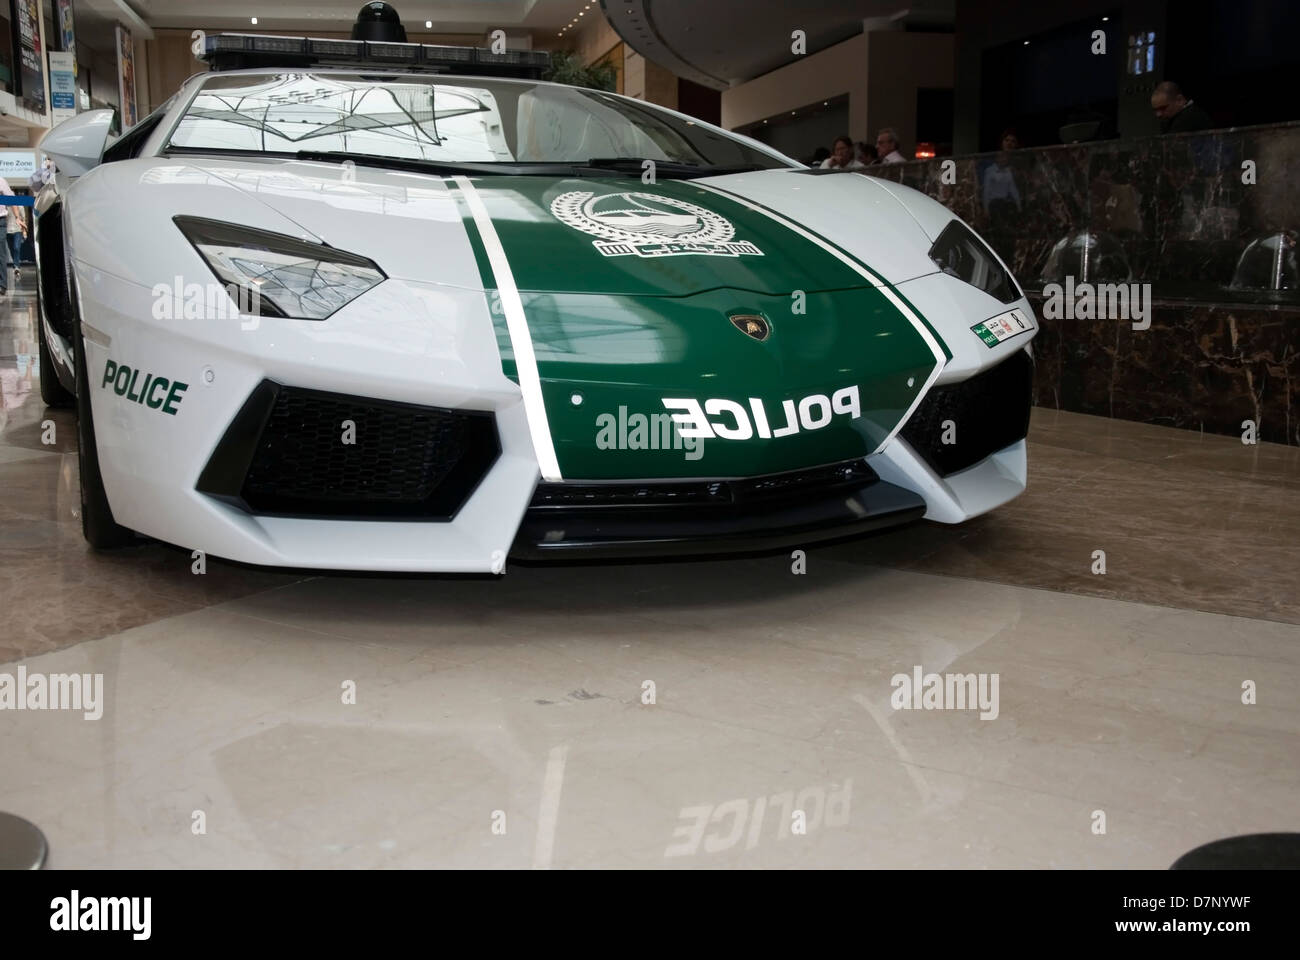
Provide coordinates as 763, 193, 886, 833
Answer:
294, 151, 525, 177
579, 157, 771, 179
162, 147, 776, 180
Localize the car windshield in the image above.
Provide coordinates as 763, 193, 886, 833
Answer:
163, 72, 790, 171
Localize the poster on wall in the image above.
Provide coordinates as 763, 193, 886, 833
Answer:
57, 0, 77, 75
116, 24, 137, 128
49, 50, 76, 125
11, 0, 47, 113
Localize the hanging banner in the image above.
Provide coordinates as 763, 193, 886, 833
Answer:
116, 23, 137, 128
11, 0, 47, 113
57, 0, 77, 75
49, 50, 76, 124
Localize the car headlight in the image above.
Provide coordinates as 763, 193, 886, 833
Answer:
928, 220, 1021, 304
173, 216, 385, 320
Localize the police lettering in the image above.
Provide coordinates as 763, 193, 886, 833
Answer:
101, 359, 188, 416
662, 386, 861, 440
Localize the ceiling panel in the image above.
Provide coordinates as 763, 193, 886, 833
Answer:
604, 0, 954, 89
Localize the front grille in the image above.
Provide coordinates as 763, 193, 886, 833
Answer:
900, 349, 1033, 476
198, 381, 499, 519
530, 459, 877, 511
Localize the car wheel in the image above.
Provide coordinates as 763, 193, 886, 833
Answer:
38, 317, 75, 408
74, 318, 135, 548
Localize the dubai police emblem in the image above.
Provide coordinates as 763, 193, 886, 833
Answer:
549, 190, 765, 259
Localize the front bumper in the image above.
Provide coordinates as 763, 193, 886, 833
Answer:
78, 266, 1033, 571
510, 460, 926, 560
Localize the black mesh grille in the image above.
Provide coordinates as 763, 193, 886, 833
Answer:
900, 349, 1033, 477
530, 459, 876, 511
199, 382, 498, 520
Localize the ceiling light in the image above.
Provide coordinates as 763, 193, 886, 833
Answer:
250, 17, 258, 25
1102, 16, 1110, 21
425, 20, 432, 28
1023, 40, 1029, 45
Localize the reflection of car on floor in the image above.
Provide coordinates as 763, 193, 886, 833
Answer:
33, 31, 1037, 572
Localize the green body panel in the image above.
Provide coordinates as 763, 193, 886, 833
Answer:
451, 176, 945, 480
524, 287, 938, 478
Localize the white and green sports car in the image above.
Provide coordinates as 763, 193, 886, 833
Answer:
35, 65, 1036, 572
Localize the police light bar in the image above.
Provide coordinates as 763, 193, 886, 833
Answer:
198, 32, 550, 78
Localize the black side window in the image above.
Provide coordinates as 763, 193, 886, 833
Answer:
101, 110, 166, 164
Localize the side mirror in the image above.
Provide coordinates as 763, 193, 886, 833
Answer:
39, 109, 115, 178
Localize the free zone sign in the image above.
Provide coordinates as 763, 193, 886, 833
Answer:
0, 152, 37, 180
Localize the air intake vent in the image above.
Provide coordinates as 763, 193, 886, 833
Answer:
900, 349, 1033, 476
197, 381, 498, 519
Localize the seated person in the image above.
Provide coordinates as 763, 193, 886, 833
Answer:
820, 136, 865, 170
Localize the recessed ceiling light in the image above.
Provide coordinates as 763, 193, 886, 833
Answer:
425, 20, 432, 28
1102, 16, 1109, 21
250, 17, 258, 25
1023, 40, 1030, 45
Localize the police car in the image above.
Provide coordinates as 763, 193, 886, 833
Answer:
35, 3, 1036, 571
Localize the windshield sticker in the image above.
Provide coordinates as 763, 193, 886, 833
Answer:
550, 190, 764, 259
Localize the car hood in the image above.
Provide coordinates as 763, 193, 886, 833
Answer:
129, 157, 942, 294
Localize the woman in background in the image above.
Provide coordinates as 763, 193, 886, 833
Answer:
0, 178, 13, 295
820, 136, 865, 170
7, 203, 26, 281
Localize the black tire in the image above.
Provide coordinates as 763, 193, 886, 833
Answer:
74, 318, 135, 548
38, 316, 75, 407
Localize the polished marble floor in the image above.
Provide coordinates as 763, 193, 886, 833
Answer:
2, 279, 1297, 868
